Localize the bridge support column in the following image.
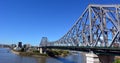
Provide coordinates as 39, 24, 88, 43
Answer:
86, 53, 99, 63
39, 48, 43, 54
98, 55, 114, 63
39, 47, 47, 54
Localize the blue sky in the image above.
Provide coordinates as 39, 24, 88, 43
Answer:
0, 0, 120, 46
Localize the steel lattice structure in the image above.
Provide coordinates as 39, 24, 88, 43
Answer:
41, 4, 120, 48
40, 37, 48, 47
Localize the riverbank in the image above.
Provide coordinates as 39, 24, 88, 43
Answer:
11, 50, 20, 55
11, 49, 47, 57
11, 49, 69, 58
46, 49, 69, 57
113, 56, 120, 63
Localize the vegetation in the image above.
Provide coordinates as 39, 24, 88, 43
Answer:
46, 49, 69, 57
113, 59, 120, 63
19, 52, 33, 56
13, 48, 69, 57
18, 49, 69, 57
12, 48, 47, 57
19, 52, 48, 56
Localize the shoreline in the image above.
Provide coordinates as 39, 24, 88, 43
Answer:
10, 49, 70, 59
10, 49, 120, 63
11, 49, 120, 59
11, 50, 20, 55
11, 49, 48, 58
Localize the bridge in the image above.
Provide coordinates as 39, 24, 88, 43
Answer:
40, 4, 120, 63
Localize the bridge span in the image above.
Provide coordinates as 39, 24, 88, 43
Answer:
40, 4, 120, 63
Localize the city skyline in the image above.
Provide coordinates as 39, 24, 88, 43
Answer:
0, 0, 120, 46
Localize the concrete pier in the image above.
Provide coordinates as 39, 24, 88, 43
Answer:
86, 53, 99, 63
98, 55, 114, 63
39, 48, 43, 54
85, 53, 115, 63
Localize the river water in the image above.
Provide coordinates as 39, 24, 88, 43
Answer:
0, 48, 86, 63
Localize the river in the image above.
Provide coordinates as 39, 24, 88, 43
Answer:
0, 48, 86, 63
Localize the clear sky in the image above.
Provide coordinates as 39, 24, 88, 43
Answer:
0, 0, 120, 46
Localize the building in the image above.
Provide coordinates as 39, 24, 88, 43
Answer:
23, 44, 31, 48
11, 44, 17, 48
18, 42, 22, 48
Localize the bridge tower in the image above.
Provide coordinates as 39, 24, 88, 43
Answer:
39, 37, 48, 54
39, 37, 48, 47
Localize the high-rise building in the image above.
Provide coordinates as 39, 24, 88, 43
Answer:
18, 42, 22, 48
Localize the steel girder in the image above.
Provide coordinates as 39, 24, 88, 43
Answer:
42, 5, 120, 48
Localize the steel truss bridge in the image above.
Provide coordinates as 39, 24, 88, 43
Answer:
40, 4, 120, 55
